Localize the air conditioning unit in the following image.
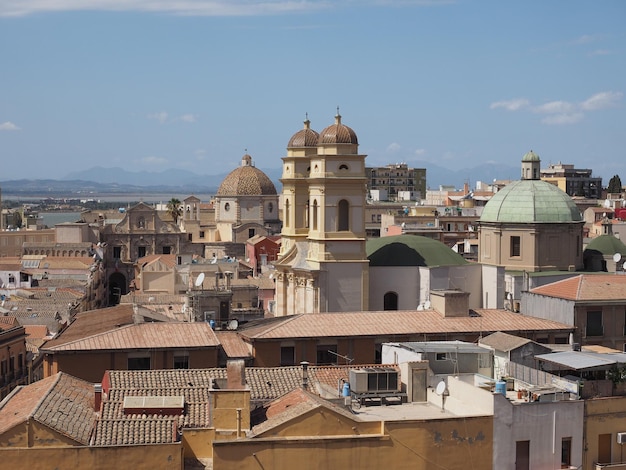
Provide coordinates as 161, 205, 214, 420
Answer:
349, 368, 399, 394
617, 432, 626, 444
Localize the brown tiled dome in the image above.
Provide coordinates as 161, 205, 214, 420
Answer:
287, 118, 319, 148
217, 154, 277, 196
319, 113, 358, 145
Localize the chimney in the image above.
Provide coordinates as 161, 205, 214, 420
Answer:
430, 290, 470, 317
226, 359, 246, 390
301, 361, 310, 390
94, 384, 102, 412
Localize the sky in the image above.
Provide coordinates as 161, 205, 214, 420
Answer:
1, 0, 625, 186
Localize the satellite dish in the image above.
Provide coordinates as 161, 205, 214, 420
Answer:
195, 272, 205, 287
227, 319, 239, 330
435, 380, 447, 396
613, 253, 622, 263
424, 300, 431, 310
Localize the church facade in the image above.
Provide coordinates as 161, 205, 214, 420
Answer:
273, 114, 370, 315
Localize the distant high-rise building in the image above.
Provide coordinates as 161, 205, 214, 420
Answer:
540, 162, 602, 199
365, 163, 426, 201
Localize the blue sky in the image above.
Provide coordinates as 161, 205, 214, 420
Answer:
1, 0, 624, 186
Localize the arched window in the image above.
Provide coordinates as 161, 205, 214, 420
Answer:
338, 199, 349, 231
312, 200, 318, 231
384, 292, 398, 311
285, 199, 290, 227
339, 164, 349, 170
305, 200, 309, 228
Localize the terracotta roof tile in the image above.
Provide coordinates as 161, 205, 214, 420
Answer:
42, 322, 220, 352
214, 331, 252, 359
530, 274, 626, 301
239, 309, 573, 340
0, 372, 96, 444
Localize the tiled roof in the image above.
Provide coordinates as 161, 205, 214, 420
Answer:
41, 304, 136, 349
0, 372, 96, 445
215, 331, 252, 359
0, 316, 19, 327
529, 274, 626, 301
479, 331, 534, 352
250, 388, 357, 437
137, 254, 178, 269
41, 322, 220, 352
239, 309, 573, 340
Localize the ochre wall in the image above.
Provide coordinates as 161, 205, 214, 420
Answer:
213, 415, 492, 470
44, 349, 219, 382
0, 443, 183, 469
585, 396, 626, 469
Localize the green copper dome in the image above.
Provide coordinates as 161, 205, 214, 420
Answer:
522, 150, 540, 162
480, 180, 582, 223
367, 235, 468, 267
585, 235, 626, 256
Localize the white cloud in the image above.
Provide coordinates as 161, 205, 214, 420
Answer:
414, 148, 425, 156
141, 156, 169, 165
590, 49, 611, 56
491, 91, 623, 126
580, 91, 623, 111
572, 34, 598, 45
176, 114, 197, 123
0, 121, 21, 131
0, 1, 330, 17
541, 113, 584, 125
147, 111, 168, 124
0, 0, 446, 17
489, 99, 529, 111
386, 142, 401, 153
533, 100, 576, 115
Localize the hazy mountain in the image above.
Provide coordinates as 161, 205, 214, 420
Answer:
0, 163, 519, 197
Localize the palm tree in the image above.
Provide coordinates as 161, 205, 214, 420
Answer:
166, 198, 182, 224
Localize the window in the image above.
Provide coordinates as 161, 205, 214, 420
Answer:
312, 200, 318, 230
339, 164, 349, 170
8, 274, 15, 284
280, 346, 295, 366
268, 202, 274, 213
561, 437, 572, 468
199, 231, 205, 239
224, 202, 230, 212
249, 228, 255, 239
162, 246, 171, 254
113, 246, 122, 259
138, 246, 146, 258
384, 292, 398, 310
137, 216, 145, 229
338, 200, 349, 231
285, 200, 290, 227
173, 353, 189, 369
317, 345, 337, 365
128, 354, 151, 370
436, 353, 447, 361
510, 236, 521, 257
586, 311, 603, 337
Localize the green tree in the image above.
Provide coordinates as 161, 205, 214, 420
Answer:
607, 175, 623, 194
166, 198, 182, 224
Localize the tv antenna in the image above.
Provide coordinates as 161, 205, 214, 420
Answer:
328, 350, 354, 364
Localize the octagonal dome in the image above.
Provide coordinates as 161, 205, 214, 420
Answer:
287, 118, 319, 148
480, 180, 582, 223
318, 113, 358, 145
216, 154, 277, 196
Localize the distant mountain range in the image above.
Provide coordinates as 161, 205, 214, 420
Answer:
0, 162, 520, 197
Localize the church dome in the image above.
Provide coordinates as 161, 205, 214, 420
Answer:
522, 150, 541, 162
318, 113, 358, 145
287, 118, 319, 148
585, 235, 626, 257
480, 180, 582, 223
367, 235, 468, 267
217, 154, 277, 196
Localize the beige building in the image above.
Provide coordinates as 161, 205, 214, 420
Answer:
275, 114, 369, 315
365, 162, 427, 201
214, 154, 281, 244
479, 151, 584, 272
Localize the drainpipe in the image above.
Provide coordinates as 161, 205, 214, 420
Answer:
236, 408, 242, 438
